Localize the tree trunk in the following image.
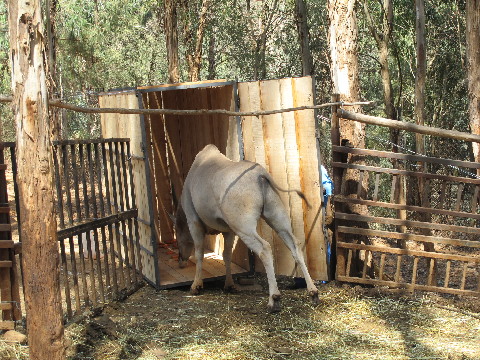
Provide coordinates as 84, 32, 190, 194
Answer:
294, 0, 313, 76
415, 0, 435, 259
165, 0, 180, 83
207, 22, 216, 80
467, 0, 480, 175
328, 0, 368, 276
185, 0, 211, 82
46, 0, 63, 139
362, 0, 406, 248
7, 1, 65, 359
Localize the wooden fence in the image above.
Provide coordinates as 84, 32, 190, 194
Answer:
0, 143, 21, 330
332, 107, 480, 297
52, 138, 143, 320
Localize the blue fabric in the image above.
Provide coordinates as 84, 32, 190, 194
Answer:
321, 165, 333, 206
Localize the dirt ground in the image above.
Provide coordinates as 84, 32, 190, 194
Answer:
1, 275, 479, 360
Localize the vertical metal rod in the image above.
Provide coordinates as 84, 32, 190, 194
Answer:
94, 143, 112, 293
114, 141, 132, 285
87, 143, 105, 303
108, 141, 126, 288
120, 141, 138, 283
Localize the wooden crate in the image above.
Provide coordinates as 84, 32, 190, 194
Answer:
99, 76, 329, 286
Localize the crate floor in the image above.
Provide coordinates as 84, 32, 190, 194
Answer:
158, 244, 249, 288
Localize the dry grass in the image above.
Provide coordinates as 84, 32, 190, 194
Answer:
1, 276, 480, 359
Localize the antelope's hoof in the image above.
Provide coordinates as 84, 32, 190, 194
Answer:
310, 290, 320, 305
190, 285, 203, 295
268, 294, 281, 313
224, 284, 238, 293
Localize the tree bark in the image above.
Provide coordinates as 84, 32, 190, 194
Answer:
415, 0, 435, 259
184, 0, 211, 82
467, 0, 480, 175
165, 0, 180, 83
328, 0, 368, 276
294, 0, 313, 76
46, 0, 63, 139
362, 0, 406, 247
7, 1, 65, 359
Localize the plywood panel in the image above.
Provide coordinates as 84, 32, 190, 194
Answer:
279, 78, 306, 277
162, 90, 184, 203
292, 77, 326, 280
238, 81, 273, 273
260, 79, 295, 276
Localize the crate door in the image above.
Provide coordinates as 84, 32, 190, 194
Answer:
99, 91, 159, 287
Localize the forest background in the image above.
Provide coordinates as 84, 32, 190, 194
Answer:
0, 0, 472, 163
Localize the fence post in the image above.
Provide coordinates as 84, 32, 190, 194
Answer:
330, 94, 346, 278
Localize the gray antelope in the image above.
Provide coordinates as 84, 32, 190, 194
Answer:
171, 144, 319, 312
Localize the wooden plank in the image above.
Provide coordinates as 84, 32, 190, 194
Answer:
279, 78, 306, 277
0, 321, 15, 330
0, 241, 14, 248
238, 81, 272, 273
337, 241, 480, 262
260, 79, 294, 276
163, 90, 185, 203
336, 212, 480, 235
337, 275, 480, 297
455, 183, 465, 212
332, 145, 480, 170
333, 162, 480, 185
444, 261, 451, 287
292, 76, 326, 280
335, 195, 480, 220
337, 226, 480, 248
133, 92, 158, 286
150, 94, 175, 244
373, 173, 380, 201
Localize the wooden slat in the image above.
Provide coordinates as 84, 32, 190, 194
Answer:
460, 262, 468, 290
0, 303, 12, 311
332, 162, 480, 185
336, 212, 480, 234
335, 195, 480, 220
0, 241, 14, 248
337, 226, 480, 248
455, 183, 465, 212
332, 145, 480, 170
444, 261, 451, 287
260, 79, 294, 276
279, 78, 306, 277
337, 241, 480, 263
292, 76, 326, 280
337, 275, 480, 297
0, 321, 15, 330
373, 173, 380, 201
238, 80, 272, 273
0, 261, 13, 267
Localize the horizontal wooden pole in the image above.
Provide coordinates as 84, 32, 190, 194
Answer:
332, 162, 480, 184
338, 109, 480, 143
332, 145, 480, 170
49, 99, 373, 117
0, 95, 12, 103
52, 138, 130, 146
338, 226, 480, 248
334, 196, 480, 220
335, 212, 480, 234
337, 241, 480, 262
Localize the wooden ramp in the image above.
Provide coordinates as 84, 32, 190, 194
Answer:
158, 244, 249, 289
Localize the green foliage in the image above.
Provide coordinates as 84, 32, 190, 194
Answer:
0, 0, 473, 154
